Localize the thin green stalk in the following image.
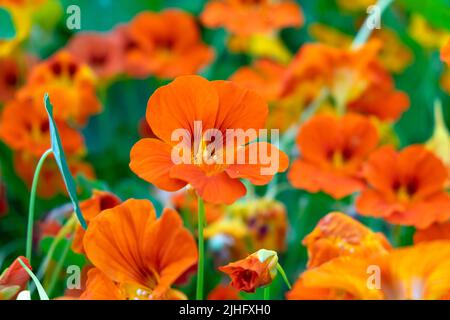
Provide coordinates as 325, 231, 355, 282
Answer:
45, 236, 72, 297
26, 148, 53, 263
276, 263, 292, 289
18, 258, 49, 300
36, 215, 77, 280
196, 196, 205, 300
263, 286, 270, 300
351, 0, 394, 49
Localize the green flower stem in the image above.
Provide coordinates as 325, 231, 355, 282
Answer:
45, 236, 72, 297
18, 258, 49, 300
36, 215, 77, 280
276, 263, 292, 289
196, 196, 205, 300
263, 286, 270, 300
26, 148, 53, 263
351, 0, 394, 49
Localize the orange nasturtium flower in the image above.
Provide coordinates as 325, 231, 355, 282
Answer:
230, 59, 286, 104
308, 24, 413, 74
201, 0, 304, 36
303, 212, 391, 268
207, 284, 241, 300
356, 145, 450, 229
219, 249, 278, 293
414, 221, 450, 244
0, 256, 30, 300
288, 113, 379, 199
81, 199, 197, 300
287, 241, 450, 300
71, 190, 121, 254
0, 96, 85, 157
414, 188, 450, 239
0, 57, 21, 103
66, 32, 124, 81
20, 50, 101, 126
283, 42, 409, 121
442, 40, 450, 66
129, 75, 289, 205
123, 10, 214, 79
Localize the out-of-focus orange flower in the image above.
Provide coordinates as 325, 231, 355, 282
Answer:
0, 57, 20, 103
442, 40, 450, 66
0, 0, 47, 7
287, 241, 450, 300
347, 60, 410, 121
0, 179, 7, 217
201, 0, 303, 36
66, 32, 124, 81
81, 199, 197, 300
14, 151, 94, 198
441, 68, 450, 94
123, 10, 213, 79
288, 113, 379, 199
308, 24, 413, 74
0, 256, 30, 300
283, 42, 409, 121
36, 220, 62, 241
71, 190, 121, 254
207, 284, 241, 300
414, 221, 450, 244
231, 59, 305, 132
130, 75, 288, 205
230, 59, 286, 103
171, 190, 224, 225
219, 249, 278, 293
0, 96, 85, 157
356, 145, 450, 229
21, 50, 101, 126
303, 212, 391, 268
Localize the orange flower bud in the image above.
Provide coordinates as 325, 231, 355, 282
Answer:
219, 249, 278, 293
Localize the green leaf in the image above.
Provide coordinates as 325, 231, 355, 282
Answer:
17, 258, 49, 300
398, 0, 450, 30
43, 94, 87, 229
0, 7, 16, 40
